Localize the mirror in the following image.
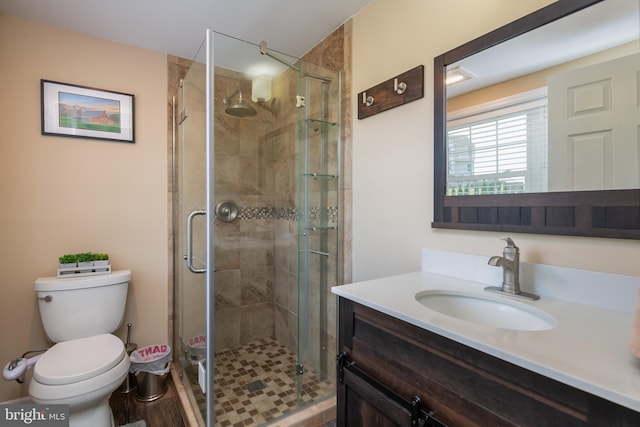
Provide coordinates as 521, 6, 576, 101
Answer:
433, 0, 640, 239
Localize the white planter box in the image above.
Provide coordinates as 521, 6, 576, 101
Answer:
57, 262, 111, 278
58, 263, 77, 275
94, 260, 110, 272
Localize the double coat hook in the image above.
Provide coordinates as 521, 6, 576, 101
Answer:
357, 65, 424, 119
361, 78, 408, 107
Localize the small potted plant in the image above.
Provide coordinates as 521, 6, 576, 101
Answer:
58, 254, 78, 276
93, 253, 110, 271
76, 252, 94, 268
58, 254, 78, 273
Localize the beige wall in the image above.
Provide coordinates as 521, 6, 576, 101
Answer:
351, 0, 640, 281
0, 15, 168, 401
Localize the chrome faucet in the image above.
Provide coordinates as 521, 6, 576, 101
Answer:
485, 237, 539, 300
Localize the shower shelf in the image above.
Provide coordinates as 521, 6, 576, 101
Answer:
305, 225, 337, 231
309, 249, 330, 257
303, 173, 338, 180
306, 118, 338, 127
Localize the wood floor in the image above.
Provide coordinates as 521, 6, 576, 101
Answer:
109, 377, 185, 427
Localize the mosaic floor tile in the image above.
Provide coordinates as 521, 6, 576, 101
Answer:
185, 338, 334, 426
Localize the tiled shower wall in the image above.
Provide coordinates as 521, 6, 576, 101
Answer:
213, 66, 299, 352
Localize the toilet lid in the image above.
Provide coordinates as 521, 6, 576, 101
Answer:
34, 334, 125, 385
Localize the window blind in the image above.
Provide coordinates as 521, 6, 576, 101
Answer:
446, 89, 548, 195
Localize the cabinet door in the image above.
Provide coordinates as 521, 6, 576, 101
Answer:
339, 368, 414, 427
337, 352, 447, 427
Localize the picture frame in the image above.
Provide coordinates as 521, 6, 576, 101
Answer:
41, 79, 134, 143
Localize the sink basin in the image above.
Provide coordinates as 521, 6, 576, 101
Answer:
415, 290, 556, 331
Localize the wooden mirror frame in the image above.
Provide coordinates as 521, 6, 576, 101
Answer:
432, 0, 640, 239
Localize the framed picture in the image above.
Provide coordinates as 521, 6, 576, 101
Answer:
41, 80, 134, 143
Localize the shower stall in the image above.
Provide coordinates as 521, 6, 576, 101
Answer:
172, 31, 342, 426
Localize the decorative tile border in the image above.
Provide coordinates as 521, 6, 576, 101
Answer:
238, 206, 338, 224
238, 206, 295, 220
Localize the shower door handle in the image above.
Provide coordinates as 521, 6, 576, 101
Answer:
186, 210, 207, 274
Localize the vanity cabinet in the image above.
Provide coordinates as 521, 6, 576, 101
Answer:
337, 298, 640, 426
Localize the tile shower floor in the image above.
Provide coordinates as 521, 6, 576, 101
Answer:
185, 338, 335, 426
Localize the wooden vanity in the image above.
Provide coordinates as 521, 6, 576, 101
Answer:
337, 297, 640, 426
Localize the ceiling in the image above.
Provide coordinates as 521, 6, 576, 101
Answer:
447, 0, 639, 98
0, 0, 372, 60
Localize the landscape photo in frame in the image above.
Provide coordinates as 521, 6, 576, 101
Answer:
41, 80, 134, 143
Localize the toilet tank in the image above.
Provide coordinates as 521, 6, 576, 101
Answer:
34, 270, 130, 342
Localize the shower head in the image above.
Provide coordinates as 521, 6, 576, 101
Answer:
223, 89, 257, 118
225, 101, 257, 118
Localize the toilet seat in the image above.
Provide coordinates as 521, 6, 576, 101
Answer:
34, 334, 125, 385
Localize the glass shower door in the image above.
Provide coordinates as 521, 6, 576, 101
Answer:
173, 38, 208, 425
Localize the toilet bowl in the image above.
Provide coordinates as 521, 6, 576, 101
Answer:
29, 334, 128, 426
30, 270, 131, 427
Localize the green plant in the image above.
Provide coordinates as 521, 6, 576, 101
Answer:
93, 253, 109, 261
76, 252, 94, 263
58, 254, 78, 264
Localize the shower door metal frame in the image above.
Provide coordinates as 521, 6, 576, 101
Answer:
204, 28, 216, 427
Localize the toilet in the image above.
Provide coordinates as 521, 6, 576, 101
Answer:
29, 270, 131, 427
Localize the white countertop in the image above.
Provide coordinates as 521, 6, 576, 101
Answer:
332, 253, 640, 412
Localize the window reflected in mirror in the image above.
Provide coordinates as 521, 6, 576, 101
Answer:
447, 88, 547, 195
